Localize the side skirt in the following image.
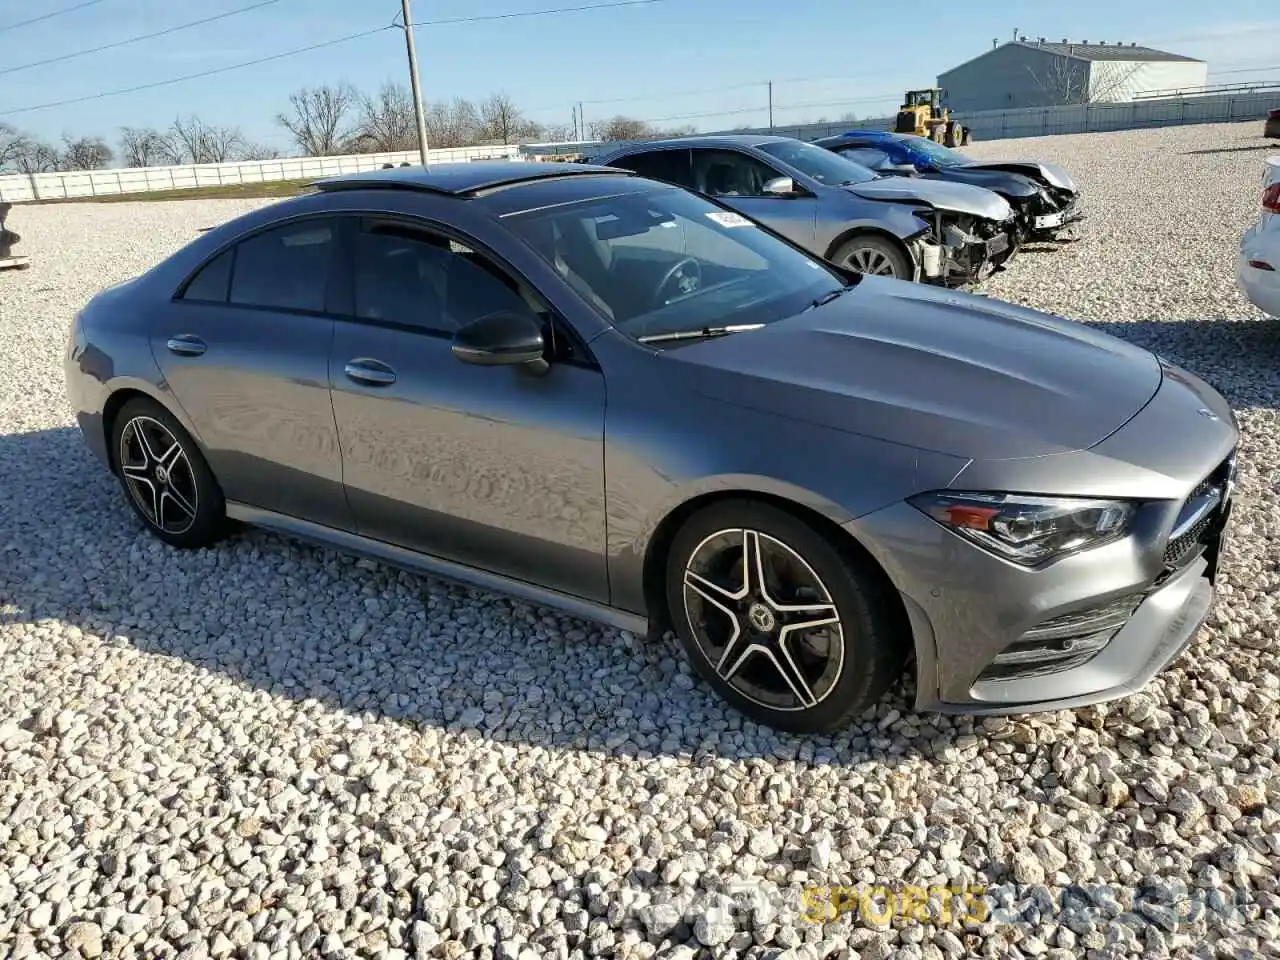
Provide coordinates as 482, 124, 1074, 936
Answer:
225, 501, 651, 637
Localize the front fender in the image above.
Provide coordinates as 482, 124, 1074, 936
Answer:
601, 380, 970, 615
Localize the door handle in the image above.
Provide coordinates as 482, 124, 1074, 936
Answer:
344, 358, 397, 386
166, 334, 207, 357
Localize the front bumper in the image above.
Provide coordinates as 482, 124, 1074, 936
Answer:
1028, 191, 1085, 239
848, 364, 1239, 716
915, 217, 1017, 286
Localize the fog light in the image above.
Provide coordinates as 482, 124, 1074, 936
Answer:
978, 593, 1143, 681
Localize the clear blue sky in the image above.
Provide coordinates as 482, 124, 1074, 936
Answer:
2, 0, 1277, 152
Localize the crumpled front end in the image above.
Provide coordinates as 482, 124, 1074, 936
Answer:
910, 208, 1019, 286
1024, 183, 1086, 241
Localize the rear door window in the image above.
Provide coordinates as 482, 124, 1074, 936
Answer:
608, 149, 694, 188
229, 219, 337, 313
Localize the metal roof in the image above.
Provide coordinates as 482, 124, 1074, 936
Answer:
1011, 40, 1201, 63
939, 39, 1202, 79
314, 160, 630, 197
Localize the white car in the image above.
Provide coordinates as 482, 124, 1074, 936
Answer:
1238, 156, 1280, 317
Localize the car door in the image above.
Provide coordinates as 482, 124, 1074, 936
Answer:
327, 215, 610, 603
687, 148, 819, 251
153, 215, 353, 530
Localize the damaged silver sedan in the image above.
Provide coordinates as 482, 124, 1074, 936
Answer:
593, 135, 1018, 286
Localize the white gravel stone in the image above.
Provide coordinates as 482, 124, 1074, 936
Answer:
2, 120, 1279, 959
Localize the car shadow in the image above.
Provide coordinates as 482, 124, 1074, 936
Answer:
1075, 316, 1280, 410
1182, 143, 1278, 156
1, 426, 935, 766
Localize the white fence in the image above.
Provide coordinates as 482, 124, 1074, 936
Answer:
5, 85, 1276, 203
0, 144, 522, 203
742, 87, 1280, 144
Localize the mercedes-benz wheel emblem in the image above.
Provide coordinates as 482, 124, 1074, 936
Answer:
747, 602, 777, 633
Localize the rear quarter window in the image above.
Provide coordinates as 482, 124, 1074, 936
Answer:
179, 249, 233, 303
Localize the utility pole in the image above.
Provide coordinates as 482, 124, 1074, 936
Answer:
578, 101, 586, 140
400, 0, 430, 166
767, 81, 774, 130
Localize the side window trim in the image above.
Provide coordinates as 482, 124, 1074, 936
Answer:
340, 213, 599, 369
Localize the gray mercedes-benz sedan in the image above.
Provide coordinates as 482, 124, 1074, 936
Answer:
64, 161, 1239, 734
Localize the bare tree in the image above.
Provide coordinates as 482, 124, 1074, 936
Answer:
118, 126, 168, 167
59, 134, 113, 171
353, 81, 418, 152
478, 92, 541, 145
237, 143, 282, 161
425, 97, 480, 148
1, 122, 35, 171
597, 116, 652, 141
164, 115, 247, 164
537, 123, 574, 143
15, 141, 61, 175
276, 83, 358, 157
1027, 57, 1143, 105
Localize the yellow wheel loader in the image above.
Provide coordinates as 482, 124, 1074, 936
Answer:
894, 88, 970, 147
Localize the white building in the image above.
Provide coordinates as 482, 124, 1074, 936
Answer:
938, 38, 1209, 113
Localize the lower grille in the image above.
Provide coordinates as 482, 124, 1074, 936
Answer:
978, 593, 1144, 682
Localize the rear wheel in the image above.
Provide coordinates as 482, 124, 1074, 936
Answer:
664, 499, 906, 734
110, 397, 227, 549
832, 235, 912, 280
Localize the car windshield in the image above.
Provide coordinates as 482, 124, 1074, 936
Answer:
755, 140, 880, 185
505, 184, 846, 343
899, 135, 967, 167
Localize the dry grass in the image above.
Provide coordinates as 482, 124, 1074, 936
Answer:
29, 178, 315, 204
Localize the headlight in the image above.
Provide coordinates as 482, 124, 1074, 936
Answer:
908, 492, 1135, 566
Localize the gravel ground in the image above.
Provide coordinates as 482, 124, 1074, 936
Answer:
2, 120, 1280, 960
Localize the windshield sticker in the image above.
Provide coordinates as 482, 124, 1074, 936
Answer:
706, 211, 753, 228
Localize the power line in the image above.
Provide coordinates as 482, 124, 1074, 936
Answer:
412, 0, 671, 27
0, 0, 678, 118
0, 0, 287, 78
0, 25, 396, 118
0, 0, 107, 34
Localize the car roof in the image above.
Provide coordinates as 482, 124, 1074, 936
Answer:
313, 160, 632, 198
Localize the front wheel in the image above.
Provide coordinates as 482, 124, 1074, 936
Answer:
665, 499, 906, 734
110, 396, 227, 549
832, 235, 912, 280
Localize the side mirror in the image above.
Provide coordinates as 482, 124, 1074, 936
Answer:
452, 311, 548, 373
762, 176, 800, 197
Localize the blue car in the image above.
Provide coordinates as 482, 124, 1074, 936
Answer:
814, 130, 1085, 243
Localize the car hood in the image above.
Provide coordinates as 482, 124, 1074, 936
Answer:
924, 167, 1040, 199
960, 159, 1077, 192
669, 278, 1162, 461
842, 176, 1013, 221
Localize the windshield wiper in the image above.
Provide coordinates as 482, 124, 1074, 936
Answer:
807, 283, 857, 310
638, 323, 765, 344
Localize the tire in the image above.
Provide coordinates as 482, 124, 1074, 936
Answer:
944, 121, 961, 147
961, 127, 973, 146
110, 396, 227, 549
664, 499, 907, 734
831, 234, 912, 280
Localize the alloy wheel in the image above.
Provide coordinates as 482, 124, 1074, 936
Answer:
118, 415, 200, 536
843, 247, 899, 276
681, 528, 845, 711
